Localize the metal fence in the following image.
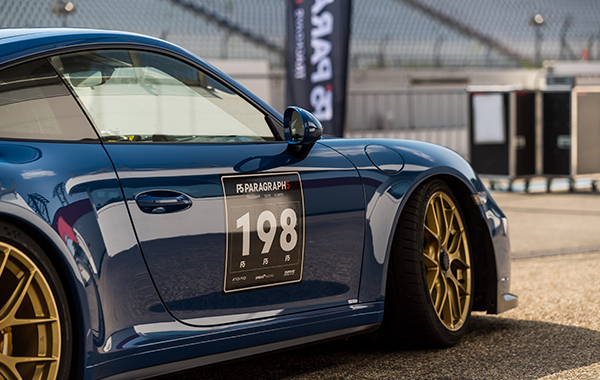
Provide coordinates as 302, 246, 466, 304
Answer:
344, 89, 469, 157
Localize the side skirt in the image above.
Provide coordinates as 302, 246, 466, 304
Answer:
103, 323, 380, 380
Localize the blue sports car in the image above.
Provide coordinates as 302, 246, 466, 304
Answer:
0, 28, 517, 380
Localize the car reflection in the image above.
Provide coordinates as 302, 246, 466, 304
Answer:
151, 280, 350, 313
52, 197, 106, 344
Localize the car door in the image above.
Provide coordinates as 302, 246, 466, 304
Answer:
0, 57, 165, 346
50, 48, 366, 325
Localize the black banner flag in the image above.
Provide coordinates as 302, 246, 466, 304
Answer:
286, 0, 352, 137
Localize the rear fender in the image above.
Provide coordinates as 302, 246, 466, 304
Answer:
0, 200, 91, 379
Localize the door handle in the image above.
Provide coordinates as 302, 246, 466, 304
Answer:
135, 190, 192, 214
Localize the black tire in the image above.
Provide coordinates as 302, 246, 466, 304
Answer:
379, 179, 473, 349
0, 221, 73, 380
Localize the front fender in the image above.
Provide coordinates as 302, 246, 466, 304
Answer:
318, 139, 514, 313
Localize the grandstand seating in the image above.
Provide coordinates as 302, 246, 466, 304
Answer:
1, 0, 598, 68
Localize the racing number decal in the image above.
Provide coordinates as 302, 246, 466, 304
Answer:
222, 173, 305, 293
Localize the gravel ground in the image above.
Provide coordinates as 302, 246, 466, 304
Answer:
489, 192, 600, 254
162, 251, 600, 380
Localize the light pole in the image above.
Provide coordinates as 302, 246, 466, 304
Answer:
51, 0, 76, 27
529, 14, 545, 67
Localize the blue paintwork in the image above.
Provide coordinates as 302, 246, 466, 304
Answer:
364, 144, 405, 174
103, 142, 365, 325
0, 141, 172, 378
0, 28, 515, 379
320, 139, 511, 306
89, 303, 383, 379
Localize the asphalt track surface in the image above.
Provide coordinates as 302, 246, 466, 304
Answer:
159, 191, 600, 380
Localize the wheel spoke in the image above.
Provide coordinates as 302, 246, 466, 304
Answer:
6, 355, 58, 365
447, 232, 463, 256
435, 196, 444, 234
424, 250, 441, 295
448, 235, 471, 270
445, 280, 458, 327
424, 224, 439, 243
448, 274, 465, 317
428, 270, 439, 294
0, 269, 36, 330
9, 317, 57, 328
440, 284, 453, 327
425, 259, 440, 294
447, 228, 464, 255
447, 206, 456, 237
447, 272, 469, 298
437, 195, 450, 246
434, 275, 447, 314
426, 201, 441, 237
424, 224, 440, 259
0, 362, 24, 380
450, 255, 470, 271
423, 252, 439, 268
0, 354, 58, 380
0, 247, 9, 279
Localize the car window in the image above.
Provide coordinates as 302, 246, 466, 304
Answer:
50, 50, 276, 143
0, 59, 98, 141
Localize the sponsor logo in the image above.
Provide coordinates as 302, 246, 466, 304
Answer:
232, 276, 247, 282
293, 8, 307, 80
246, 193, 284, 200
255, 273, 275, 280
236, 181, 290, 194
283, 269, 296, 277
309, 0, 334, 121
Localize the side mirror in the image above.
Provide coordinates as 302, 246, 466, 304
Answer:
283, 107, 323, 158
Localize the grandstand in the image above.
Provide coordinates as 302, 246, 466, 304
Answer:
1, 0, 599, 69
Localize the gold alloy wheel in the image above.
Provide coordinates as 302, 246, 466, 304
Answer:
0, 242, 61, 380
423, 191, 472, 331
